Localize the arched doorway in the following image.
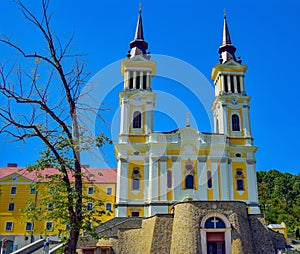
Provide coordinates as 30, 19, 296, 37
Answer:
200, 213, 232, 254
207, 233, 225, 254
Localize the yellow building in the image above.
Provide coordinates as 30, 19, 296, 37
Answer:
0, 8, 287, 254
0, 164, 116, 252
80, 9, 285, 254
268, 222, 288, 240
114, 10, 260, 219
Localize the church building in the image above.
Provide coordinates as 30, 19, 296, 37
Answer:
80, 9, 285, 254
115, 9, 259, 217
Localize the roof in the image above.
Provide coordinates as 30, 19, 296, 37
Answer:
0, 167, 117, 184
129, 8, 148, 58
268, 224, 285, 229
218, 14, 237, 64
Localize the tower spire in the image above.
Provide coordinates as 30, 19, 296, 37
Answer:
218, 12, 237, 64
129, 5, 149, 58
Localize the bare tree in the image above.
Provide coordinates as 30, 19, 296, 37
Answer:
0, 1, 110, 253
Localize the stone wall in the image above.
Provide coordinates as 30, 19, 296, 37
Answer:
268, 228, 286, 251
79, 217, 143, 248
169, 201, 285, 254
116, 216, 154, 253
115, 214, 173, 254
248, 215, 276, 254
99, 217, 143, 238
170, 201, 257, 254
92, 201, 285, 254
149, 215, 174, 253
170, 202, 200, 253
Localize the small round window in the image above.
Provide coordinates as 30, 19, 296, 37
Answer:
236, 170, 243, 176
133, 169, 140, 175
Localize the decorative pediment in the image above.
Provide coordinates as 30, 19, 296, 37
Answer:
0, 172, 33, 183
224, 59, 241, 66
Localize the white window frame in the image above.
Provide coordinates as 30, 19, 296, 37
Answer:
230, 112, 242, 136
5, 222, 13, 231
30, 187, 36, 194
8, 203, 15, 211
87, 186, 94, 195
106, 187, 112, 195
45, 221, 53, 231
10, 186, 17, 194
87, 202, 93, 211
132, 111, 142, 129
47, 203, 54, 212
25, 222, 34, 231
105, 203, 112, 211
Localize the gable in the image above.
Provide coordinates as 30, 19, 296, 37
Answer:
0, 172, 34, 184
224, 59, 241, 66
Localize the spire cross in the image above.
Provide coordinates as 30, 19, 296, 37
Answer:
186, 112, 190, 127
224, 8, 227, 17
139, 3, 142, 13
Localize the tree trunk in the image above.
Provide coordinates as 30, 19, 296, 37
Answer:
65, 227, 80, 254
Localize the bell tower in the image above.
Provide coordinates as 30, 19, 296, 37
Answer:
211, 14, 260, 214
115, 8, 156, 217
119, 8, 156, 138
211, 13, 252, 141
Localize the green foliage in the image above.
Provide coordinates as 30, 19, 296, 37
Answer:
257, 170, 300, 236
296, 228, 300, 240
95, 133, 113, 147
21, 133, 112, 241
21, 177, 110, 239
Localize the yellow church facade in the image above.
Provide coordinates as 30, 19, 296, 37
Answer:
114, 10, 260, 219
1, 8, 287, 254
78, 10, 285, 254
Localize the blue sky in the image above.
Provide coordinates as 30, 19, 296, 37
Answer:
0, 0, 299, 175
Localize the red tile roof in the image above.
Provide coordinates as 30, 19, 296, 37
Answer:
0, 167, 117, 184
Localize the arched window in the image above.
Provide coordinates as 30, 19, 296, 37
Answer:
207, 171, 212, 189
204, 217, 226, 229
200, 213, 232, 254
236, 169, 244, 191
237, 179, 244, 191
231, 114, 240, 131
185, 175, 194, 189
167, 170, 172, 188
133, 111, 142, 129
132, 168, 140, 191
